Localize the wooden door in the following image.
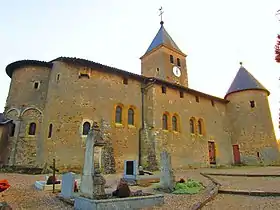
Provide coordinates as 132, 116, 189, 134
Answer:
232, 145, 241, 164
208, 141, 216, 164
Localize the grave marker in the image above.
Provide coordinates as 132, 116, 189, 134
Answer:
61, 172, 75, 199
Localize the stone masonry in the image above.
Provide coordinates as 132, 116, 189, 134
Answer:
1, 21, 279, 172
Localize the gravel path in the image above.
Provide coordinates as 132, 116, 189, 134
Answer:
0, 173, 72, 210
204, 194, 280, 210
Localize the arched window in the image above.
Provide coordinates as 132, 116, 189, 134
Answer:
198, 119, 203, 135
128, 108, 134, 125
115, 106, 122, 123
82, 122, 91, 135
28, 122, 36, 135
48, 124, 53, 138
190, 118, 195, 134
9, 122, 16, 137
172, 116, 178, 131
162, 114, 168, 130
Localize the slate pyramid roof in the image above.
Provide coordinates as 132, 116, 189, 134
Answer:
145, 21, 183, 54
225, 65, 269, 98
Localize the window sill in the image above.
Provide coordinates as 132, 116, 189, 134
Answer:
172, 131, 179, 134
128, 125, 136, 129
115, 123, 124, 128
162, 129, 169, 132
190, 133, 196, 137
27, 135, 36, 137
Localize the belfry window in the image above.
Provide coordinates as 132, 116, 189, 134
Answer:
177, 58, 181, 67
170, 55, 174, 64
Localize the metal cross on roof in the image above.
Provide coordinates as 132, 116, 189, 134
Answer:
159, 7, 164, 23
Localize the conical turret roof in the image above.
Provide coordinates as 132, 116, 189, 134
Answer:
225, 64, 269, 98
145, 21, 182, 54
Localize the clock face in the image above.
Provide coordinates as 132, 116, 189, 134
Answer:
173, 66, 181, 77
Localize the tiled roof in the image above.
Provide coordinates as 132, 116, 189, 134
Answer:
5, 56, 228, 103
225, 65, 269, 98
0, 113, 12, 125
6, 60, 53, 78
145, 22, 182, 54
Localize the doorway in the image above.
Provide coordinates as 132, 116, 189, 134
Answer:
232, 145, 241, 164
208, 141, 216, 164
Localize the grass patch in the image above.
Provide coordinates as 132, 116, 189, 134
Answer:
172, 179, 204, 194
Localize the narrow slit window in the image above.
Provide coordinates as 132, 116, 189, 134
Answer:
56, 74, 60, 82
180, 91, 184, 98
28, 122, 36, 135
123, 78, 128, 85
48, 124, 53, 138
34, 82, 39, 89
9, 123, 16, 137
211, 100, 215, 106
195, 96, 200, 103
162, 114, 168, 130
198, 120, 203, 135
250, 100, 255, 108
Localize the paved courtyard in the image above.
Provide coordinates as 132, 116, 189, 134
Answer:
1, 166, 280, 209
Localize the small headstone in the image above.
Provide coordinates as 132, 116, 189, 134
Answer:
61, 172, 75, 199
159, 151, 175, 192
123, 160, 137, 178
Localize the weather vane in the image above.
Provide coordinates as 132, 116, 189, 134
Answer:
159, 7, 164, 23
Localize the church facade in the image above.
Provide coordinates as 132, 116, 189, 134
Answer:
0, 21, 279, 172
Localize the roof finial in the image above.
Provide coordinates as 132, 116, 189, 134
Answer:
159, 6, 164, 25
239, 61, 243, 66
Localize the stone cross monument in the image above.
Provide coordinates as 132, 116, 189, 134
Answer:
80, 122, 106, 199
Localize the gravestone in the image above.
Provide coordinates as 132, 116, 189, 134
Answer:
61, 172, 75, 199
159, 151, 175, 192
123, 160, 137, 180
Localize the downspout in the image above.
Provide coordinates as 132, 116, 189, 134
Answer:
139, 85, 145, 166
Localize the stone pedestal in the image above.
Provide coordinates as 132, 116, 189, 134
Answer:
159, 151, 175, 192
92, 168, 106, 199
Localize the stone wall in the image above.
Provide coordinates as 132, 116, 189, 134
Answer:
4, 65, 50, 166
141, 83, 233, 170
226, 90, 279, 165
42, 61, 141, 171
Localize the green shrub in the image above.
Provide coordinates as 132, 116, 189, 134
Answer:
172, 179, 203, 194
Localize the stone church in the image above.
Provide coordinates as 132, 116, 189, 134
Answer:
0, 20, 279, 172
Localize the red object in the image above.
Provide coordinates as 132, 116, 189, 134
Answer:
275, 34, 280, 63
233, 145, 241, 164
0, 179, 10, 193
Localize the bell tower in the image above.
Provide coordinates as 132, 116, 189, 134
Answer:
140, 17, 188, 87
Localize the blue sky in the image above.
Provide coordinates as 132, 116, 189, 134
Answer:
0, 0, 279, 137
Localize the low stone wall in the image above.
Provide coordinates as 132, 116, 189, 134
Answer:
74, 194, 164, 210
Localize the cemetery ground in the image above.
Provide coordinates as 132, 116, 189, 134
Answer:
2, 166, 280, 209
